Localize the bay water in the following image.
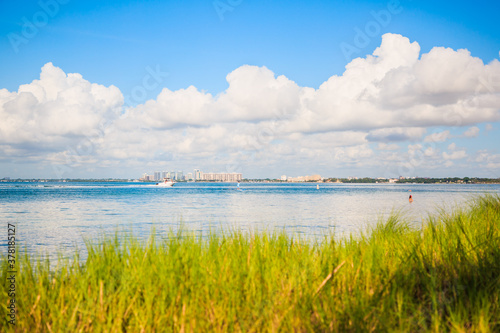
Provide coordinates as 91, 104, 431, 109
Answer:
1, 182, 499, 261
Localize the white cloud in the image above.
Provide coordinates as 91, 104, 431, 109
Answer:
0, 63, 122, 154
286, 34, 500, 134
463, 126, 480, 138
473, 150, 500, 168
2, 34, 500, 177
424, 146, 438, 157
377, 143, 400, 151
443, 150, 467, 160
120, 65, 302, 131
366, 127, 426, 142
423, 130, 450, 143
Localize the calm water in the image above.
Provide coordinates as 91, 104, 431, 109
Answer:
1, 182, 499, 260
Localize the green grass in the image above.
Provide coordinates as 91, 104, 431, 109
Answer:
2, 195, 500, 332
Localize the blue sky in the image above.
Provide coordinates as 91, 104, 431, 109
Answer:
2, 0, 499, 96
1, 0, 499, 179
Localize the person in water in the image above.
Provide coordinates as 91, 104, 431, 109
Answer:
409, 194, 413, 203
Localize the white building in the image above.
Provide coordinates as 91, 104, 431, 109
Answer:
202, 172, 242, 182
194, 169, 203, 181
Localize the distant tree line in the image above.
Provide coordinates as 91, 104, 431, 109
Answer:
322, 177, 499, 184
396, 177, 499, 184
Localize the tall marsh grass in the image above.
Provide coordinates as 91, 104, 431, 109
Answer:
2, 195, 500, 332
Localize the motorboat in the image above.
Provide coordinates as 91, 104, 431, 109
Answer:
155, 178, 175, 187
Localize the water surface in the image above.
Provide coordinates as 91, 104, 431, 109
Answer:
1, 182, 498, 260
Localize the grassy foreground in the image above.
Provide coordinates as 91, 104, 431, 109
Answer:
2, 195, 500, 332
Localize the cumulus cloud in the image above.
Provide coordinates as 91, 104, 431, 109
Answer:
463, 126, 480, 138
377, 143, 400, 151
443, 150, 467, 160
444, 161, 454, 168
0, 62, 122, 155
366, 127, 426, 142
1, 33, 500, 177
286, 34, 500, 134
423, 130, 450, 143
120, 65, 301, 130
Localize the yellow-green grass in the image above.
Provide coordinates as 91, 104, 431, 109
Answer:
2, 195, 500, 332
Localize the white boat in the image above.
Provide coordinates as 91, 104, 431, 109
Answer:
155, 178, 175, 187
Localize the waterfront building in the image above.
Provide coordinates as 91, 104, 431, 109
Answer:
287, 174, 322, 182
154, 171, 161, 181
140, 169, 241, 182
194, 169, 203, 181
202, 172, 242, 182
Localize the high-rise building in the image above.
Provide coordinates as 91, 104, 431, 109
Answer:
154, 171, 161, 181
194, 169, 202, 181
177, 171, 184, 181
186, 172, 193, 181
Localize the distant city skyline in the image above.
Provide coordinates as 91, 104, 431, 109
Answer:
1, 1, 499, 179
140, 169, 242, 182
